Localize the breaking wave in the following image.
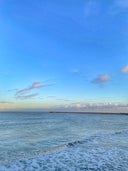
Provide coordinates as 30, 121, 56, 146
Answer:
1, 130, 128, 171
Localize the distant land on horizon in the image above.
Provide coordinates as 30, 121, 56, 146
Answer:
0, 111, 128, 115
49, 111, 128, 115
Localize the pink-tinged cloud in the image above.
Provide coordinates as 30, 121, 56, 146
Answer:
32, 82, 41, 88
92, 74, 111, 83
15, 81, 54, 99
16, 82, 44, 96
121, 65, 128, 73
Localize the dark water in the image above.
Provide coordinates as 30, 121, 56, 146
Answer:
0, 112, 128, 170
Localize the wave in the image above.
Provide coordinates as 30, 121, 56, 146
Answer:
1, 145, 128, 171
66, 130, 128, 148
0, 130, 128, 171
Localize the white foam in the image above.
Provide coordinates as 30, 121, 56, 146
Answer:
1, 145, 128, 171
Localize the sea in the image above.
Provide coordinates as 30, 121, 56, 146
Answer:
0, 112, 128, 171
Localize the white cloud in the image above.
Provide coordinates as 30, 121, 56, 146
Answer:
60, 102, 128, 113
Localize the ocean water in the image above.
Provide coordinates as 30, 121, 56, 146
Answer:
0, 112, 128, 171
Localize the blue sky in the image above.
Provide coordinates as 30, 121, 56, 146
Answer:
0, 0, 128, 112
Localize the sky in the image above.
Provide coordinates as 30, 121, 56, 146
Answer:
0, 0, 128, 112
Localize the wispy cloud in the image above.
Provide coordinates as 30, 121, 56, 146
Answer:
92, 74, 111, 84
110, 0, 128, 14
47, 96, 56, 98
8, 88, 18, 92
71, 69, 80, 74
116, 0, 128, 9
16, 82, 44, 96
121, 65, 128, 73
84, 0, 99, 17
16, 93, 39, 100
15, 81, 54, 100
0, 101, 13, 104
56, 98, 73, 102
